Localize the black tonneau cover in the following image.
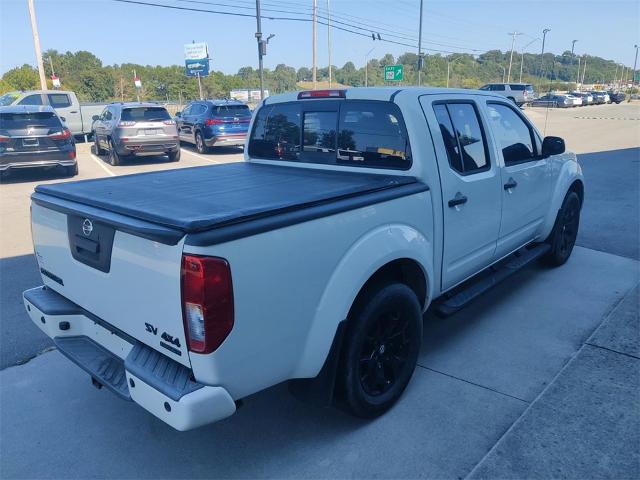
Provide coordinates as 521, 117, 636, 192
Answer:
33, 162, 428, 246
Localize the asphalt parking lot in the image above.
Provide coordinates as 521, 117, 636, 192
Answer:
1, 102, 638, 479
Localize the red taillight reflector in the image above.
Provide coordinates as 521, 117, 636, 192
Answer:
118, 121, 136, 127
0, 135, 10, 142
205, 118, 225, 125
48, 128, 71, 140
68, 150, 76, 159
181, 255, 234, 354
297, 89, 346, 99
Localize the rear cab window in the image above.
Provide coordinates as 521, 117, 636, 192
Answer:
47, 94, 72, 108
121, 107, 171, 122
248, 100, 411, 170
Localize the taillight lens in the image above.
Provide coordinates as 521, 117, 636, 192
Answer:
0, 135, 10, 142
118, 121, 136, 127
181, 255, 234, 354
48, 128, 71, 140
205, 118, 224, 125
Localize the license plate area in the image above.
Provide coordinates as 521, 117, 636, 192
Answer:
144, 129, 161, 136
23, 138, 39, 147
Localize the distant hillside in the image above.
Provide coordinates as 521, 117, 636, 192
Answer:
1, 48, 633, 102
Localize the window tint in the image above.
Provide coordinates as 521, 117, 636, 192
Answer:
479, 85, 490, 91
103, 109, 113, 121
48, 93, 72, 108
181, 105, 193, 116
490, 84, 506, 91
303, 111, 337, 163
337, 101, 410, 169
215, 105, 251, 116
487, 103, 535, 165
433, 104, 463, 173
189, 104, 206, 115
248, 101, 411, 169
18, 94, 44, 106
248, 103, 301, 160
445, 103, 488, 173
0, 112, 61, 130
509, 84, 525, 91
121, 107, 171, 122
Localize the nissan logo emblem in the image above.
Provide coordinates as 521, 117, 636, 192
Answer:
82, 219, 93, 236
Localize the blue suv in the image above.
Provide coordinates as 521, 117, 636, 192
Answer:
175, 99, 252, 153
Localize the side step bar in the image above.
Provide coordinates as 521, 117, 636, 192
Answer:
433, 243, 551, 317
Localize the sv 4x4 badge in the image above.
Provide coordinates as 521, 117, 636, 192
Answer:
145, 322, 181, 352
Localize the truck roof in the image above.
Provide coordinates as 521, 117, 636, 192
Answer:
0, 105, 56, 114
262, 86, 506, 105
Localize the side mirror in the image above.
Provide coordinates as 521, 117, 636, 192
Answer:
175, 111, 181, 117
92, 115, 100, 121
542, 136, 565, 158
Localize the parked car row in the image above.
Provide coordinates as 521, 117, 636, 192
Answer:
479, 83, 535, 107
530, 90, 625, 108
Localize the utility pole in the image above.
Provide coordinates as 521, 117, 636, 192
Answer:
364, 47, 375, 87
312, 0, 317, 89
571, 39, 578, 89
576, 56, 581, 89
633, 44, 639, 88
255, 0, 265, 99
327, 0, 332, 87
519, 38, 539, 82
538, 28, 551, 86
507, 32, 522, 82
581, 55, 587, 85
27, 0, 47, 90
197, 73, 203, 100
417, 0, 424, 86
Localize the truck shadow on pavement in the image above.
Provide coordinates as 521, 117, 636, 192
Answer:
0, 167, 74, 184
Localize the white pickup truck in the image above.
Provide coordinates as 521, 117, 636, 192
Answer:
0, 90, 105, 136
23, 87, 583, 431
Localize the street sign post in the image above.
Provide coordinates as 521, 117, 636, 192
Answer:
384, 64, 404, 82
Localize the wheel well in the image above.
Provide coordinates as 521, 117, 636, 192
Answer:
349, 259, 427, 318
569, 179, 584, 206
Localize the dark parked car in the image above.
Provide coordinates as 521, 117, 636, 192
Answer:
0, 105, 77, 178
175, 99, 251, 153
530, 94, 573, 108
92, 103, 180, 166
607, 91, 626, 104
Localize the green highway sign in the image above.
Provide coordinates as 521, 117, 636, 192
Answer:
384, 64, 404, 82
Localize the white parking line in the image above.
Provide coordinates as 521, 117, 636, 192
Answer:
89, 153, 116, 176
180, 148, 221, 164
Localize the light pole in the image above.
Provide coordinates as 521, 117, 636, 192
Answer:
507, 31, 522, 82
519, 38, 539, 82
364, 47, 375, 87
538, 28, 551, 86
417, 0, 424, 86
571, 39, 578, 88
576, 56, 581, 89
255, 0, 274, 100
447, 55, 464, 88
633, 44, 639, 88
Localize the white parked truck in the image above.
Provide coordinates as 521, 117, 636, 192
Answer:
0, 90, 105, 136
23, 88, 584, 431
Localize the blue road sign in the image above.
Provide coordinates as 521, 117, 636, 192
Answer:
185, 58, 209, 77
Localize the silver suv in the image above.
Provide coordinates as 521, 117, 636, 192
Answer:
92, 103, 180, 166
479, 83, 535, 107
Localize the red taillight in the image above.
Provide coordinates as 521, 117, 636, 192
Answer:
0, 135, 10, 142
206, 118, 224, 125
181, 255, 234, 354
118, 121, 136, 127
68, 150, 76, 159
48, 128, 71, 140
297, 89, 346, 99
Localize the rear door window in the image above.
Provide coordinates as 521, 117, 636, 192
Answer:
47, 93, 72, 108
0, 111, 61, 130
490, 85, 506, 91
433, 102, 489, 174
121, 107, 171, 122
18, 94, 44, 106
509, 84, 525, 91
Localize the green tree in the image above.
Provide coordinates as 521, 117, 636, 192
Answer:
2, 64, 39, 90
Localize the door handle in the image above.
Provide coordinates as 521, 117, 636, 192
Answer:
448, 193, 468, 208
69, 110, 78, 114
504, 178, 518, 190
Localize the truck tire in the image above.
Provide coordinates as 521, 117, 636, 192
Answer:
168, 149, 181, 162
544, 191, 581, 266
338, 282, 422, 418
195, 131, 209, 154
108, 139, 121, 166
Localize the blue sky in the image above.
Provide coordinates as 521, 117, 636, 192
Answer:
1, 0, 638, 75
